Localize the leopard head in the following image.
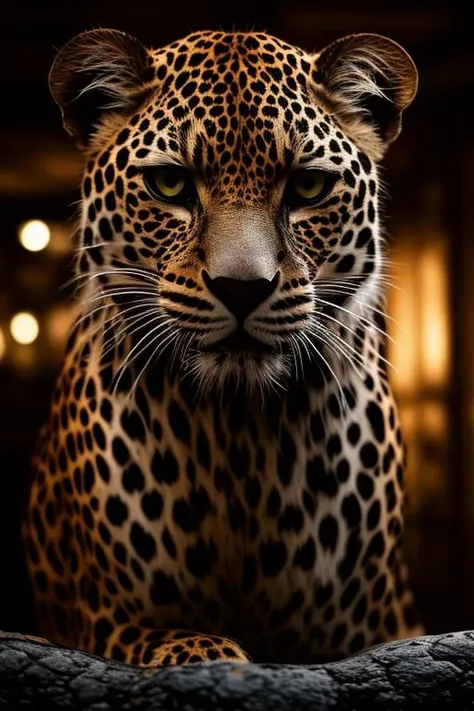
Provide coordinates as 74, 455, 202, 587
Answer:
50, 29, 417, 395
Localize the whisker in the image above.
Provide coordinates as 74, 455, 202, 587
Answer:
306, 319, 394, 382
313, 284, 398, 325
312, 307, 396, 370
129, 326, 180, 398
169, 329, 190, 374
63, 266, 159, 291
76, 241, 133, 252
113, 319, 176, 395
103, 307, 173, 357
315, 272, 402, 292
297, 330, 348, 412
313, 296, 395, 344
82, 293, 158, 317
77, 298, 161, 337
288, 333, 302, 382
307, 324, 368, 382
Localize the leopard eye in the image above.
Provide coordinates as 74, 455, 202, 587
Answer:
284, 169, 339, 207
143, 166, 196, 204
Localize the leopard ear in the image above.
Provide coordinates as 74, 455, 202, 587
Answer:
49, 29, 154, 149
312, 33, 418, 146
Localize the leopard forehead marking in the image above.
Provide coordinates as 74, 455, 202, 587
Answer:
88, 31, 376, 211
133, 33, 345, 196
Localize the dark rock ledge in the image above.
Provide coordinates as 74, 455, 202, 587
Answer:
1, 630, 474, 709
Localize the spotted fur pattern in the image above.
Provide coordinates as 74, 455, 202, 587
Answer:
23, 28, 422, 666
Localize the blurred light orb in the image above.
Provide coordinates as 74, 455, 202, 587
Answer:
19, 220, 51, 252
10, 312, 39, 344
0, 327, 5, 360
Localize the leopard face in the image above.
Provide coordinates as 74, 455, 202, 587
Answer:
50, 29, 417, 395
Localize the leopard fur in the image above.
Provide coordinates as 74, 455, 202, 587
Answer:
22, 28, 422, 666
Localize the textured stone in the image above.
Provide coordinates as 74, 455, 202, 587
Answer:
1, 631, 474, 708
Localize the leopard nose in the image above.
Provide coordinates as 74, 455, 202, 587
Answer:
203, 271, 279, 321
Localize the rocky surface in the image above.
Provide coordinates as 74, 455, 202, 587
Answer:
1, 630, 474, 709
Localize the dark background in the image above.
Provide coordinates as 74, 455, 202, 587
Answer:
1, 1, 473, 640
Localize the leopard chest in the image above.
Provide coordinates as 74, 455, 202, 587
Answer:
61, 365, 403, 644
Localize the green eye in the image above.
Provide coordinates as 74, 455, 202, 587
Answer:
143, 166, 196, 204
285, 169, 338, 207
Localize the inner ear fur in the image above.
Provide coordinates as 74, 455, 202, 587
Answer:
312, 33, 418, 146
49, 29, 154, 148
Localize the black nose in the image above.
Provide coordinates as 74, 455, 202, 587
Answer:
203, 272, 279, 322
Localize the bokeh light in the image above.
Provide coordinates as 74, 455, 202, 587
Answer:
10, 312, 39, 344
0, 327, 5, 360
18, 220, 50, 252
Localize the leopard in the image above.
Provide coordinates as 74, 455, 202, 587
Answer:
22, 26, 423, 667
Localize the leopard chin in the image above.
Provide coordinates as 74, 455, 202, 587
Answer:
185, 350, 291, 397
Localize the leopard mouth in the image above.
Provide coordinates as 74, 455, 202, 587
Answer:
201, 328, 276, 355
